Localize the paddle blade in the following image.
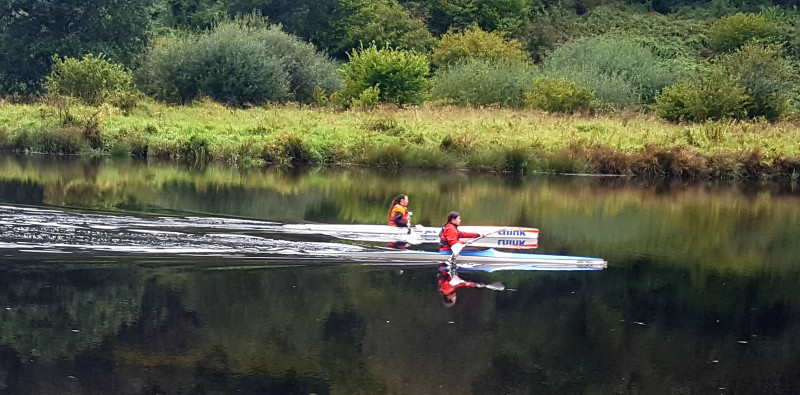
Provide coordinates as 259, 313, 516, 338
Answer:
485, 282, 506, 291
451, 243, 464, 255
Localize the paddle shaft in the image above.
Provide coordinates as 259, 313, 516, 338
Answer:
447, 227, 509, 265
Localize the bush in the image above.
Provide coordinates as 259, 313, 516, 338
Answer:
338, 45, 431, 106
135, 16, 341, 106
252, 23, 343, 102
431, 27, 530, 68
430, 58, 539, 107
716, 44, 793, 121
541, 35, 677, 108
525, 77, 595, 114
45, 54, 137, 107
351, 85, 380, 109
656, 67, 749, 122
709, 13, 780, 53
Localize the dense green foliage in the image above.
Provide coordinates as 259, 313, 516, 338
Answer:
709, 12, 780, 53
45, 54, 137, 108
0, 0, 153, 94
541, 35, 678, 108
338, 45, 431, 106
333, 0, 436, 57
407, 0, 534, 36
525, 77, 595, 114
224, 0, 341, 51
2, 0, 800, 123
657, 44, 794, 122
715, 44, 794, 121
430, 58, 538, 107
135, 17, 340, 106
431, 27, 530, 68
656, 68, 749, 122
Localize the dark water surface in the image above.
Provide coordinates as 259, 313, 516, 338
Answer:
1, 155, 799, 394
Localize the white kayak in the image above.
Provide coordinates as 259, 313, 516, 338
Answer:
326, 248, 606, 270
283, 223, 539, 248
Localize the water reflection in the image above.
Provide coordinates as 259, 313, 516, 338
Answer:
438, 263, 506, 307
1, 155, 800, 393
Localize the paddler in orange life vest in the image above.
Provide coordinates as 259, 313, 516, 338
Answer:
439, 211, 481, 253
388, 194, 411, 249
388, 194, 411, 227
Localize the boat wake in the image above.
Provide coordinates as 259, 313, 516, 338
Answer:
0, 205, 367, 257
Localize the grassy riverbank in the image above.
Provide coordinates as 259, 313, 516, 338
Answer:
1, 99, 800, 180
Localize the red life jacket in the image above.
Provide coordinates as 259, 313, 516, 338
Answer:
440, 223, 480, 251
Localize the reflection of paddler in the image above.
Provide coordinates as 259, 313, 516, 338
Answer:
438, 263, 484, 307
388, 241, 408, 250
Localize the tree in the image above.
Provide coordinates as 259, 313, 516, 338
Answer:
405, 0, 532, 37
224, 0, 341, 52
157, 0, 227, 30
0, 0, 154, 94
333, 0, 435, 58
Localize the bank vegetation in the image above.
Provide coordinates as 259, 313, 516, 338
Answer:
2, 2, 800, 180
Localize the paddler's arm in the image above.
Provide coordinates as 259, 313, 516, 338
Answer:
392, 211, 408, 227
458, 230, 481, 239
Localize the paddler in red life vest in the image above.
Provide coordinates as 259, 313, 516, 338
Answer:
439, 211, 482, 253
388, 194, 411, 227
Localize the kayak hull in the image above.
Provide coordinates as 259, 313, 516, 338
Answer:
328, 248, 606, 271
283, 224, 539, 248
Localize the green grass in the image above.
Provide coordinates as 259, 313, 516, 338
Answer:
1, 98, 800, 180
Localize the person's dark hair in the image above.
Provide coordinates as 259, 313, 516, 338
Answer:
444, 211, 460, 226
441, 292, 456, 307
389, 194, 408, 217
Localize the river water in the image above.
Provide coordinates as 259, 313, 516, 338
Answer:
0, 154, 799, 394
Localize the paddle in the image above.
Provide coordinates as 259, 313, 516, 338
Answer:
483, 282, 506, 291
446, 227, 509, 266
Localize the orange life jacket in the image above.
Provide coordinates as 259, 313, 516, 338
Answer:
388, 204, 408, 226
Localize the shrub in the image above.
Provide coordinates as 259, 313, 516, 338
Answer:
541, 35, 677, 108
656, 67, 749, 122
431, 27, 530, 68
525, 77, 595, 114
502, 146, 531, 175
249, 22, 342, 103
45, 54, 136, 107
135, 16, 341, 106
430, 58, 539, 107
709, 13, 780, 53
716, 44, 793, 121
338, 45, 431, 106
351, 85, 380, 109
136, 25, 289, 105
